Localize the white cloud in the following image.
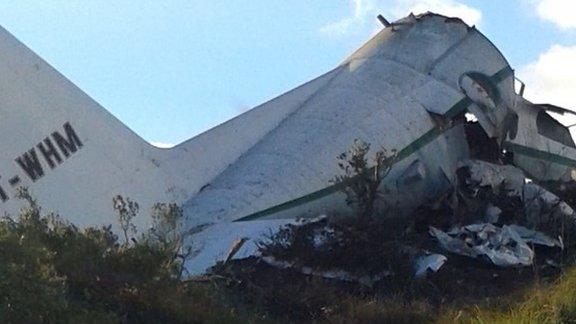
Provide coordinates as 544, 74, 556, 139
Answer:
392, 0, 481, 26
318, 0, 369, 35
150, 141, 175, 148
535, 0, 576, 29
319, 0, 481, 36
519, 44, 576, 109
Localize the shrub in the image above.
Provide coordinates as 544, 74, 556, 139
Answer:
0, 189, 243, 323
332, 139, 395, 220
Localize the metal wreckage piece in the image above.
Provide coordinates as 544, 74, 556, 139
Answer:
429, 224, 559, 267
145, 7, 576, 273
183, 13, 576, 227
425, 159, 571, 269
1, 10, 576, 273
186, 12, 576, 272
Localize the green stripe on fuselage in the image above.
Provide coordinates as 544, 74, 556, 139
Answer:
234, 66, 513, 222
503, 141, 576, 168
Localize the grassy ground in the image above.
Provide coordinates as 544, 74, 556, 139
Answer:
442, 267, 576, 323
4, 186, 576, 323
210, 248, 576, 323
209, 211, 576, 323
3, 211, 576, 323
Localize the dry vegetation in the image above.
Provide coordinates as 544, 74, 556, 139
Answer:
0, 188, 246, 323
4, 141, 576, 323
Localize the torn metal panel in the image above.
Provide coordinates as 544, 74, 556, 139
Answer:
523, 182, 576, 231
429, 222, 562, 268
485, 203, 502, 223
505, 98, 576, 182
460, 160, 576, 231
430, 224, 562, 267
409, 78, 466, 116
508, 225, 563, 249
415, 254, 447, 277
461, 160, 525, 195
260, 255, 392, 286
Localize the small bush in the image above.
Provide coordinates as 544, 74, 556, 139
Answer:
332, 139, 395, 220
259, 216, 415, 278
0, 189, 243, 323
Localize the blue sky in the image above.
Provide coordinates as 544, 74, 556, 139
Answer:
0, 0, 574, 146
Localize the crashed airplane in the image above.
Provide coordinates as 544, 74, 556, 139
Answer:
0, 12, 575, 271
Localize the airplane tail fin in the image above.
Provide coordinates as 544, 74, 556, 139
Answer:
0, 24, 339, 231
0, 25, 176, 229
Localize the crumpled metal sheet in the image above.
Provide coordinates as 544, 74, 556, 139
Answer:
463, 160, 525, 195
429, 224, 562, 267
508, 224, 563, 249
414, 254, 447, 277
523, 182, 575, 229
462, 160, 576, 231
260, 255, 392, 286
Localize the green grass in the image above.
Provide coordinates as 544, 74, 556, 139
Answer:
5, 187, 576, 323
437, 267, 576, 323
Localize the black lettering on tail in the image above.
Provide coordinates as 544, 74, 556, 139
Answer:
37, 137, 62, 169
52, 122, 83, 158
16, 149, 44, 182
0, 179, 7, 202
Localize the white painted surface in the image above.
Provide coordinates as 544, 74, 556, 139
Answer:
0, 13, 533, 271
